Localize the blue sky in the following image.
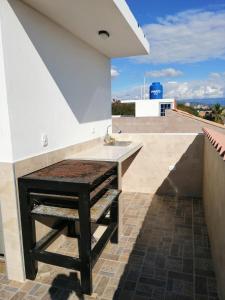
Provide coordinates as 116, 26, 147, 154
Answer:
111, 0, 225, 100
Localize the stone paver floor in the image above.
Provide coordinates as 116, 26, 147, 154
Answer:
0, 193, 219, 300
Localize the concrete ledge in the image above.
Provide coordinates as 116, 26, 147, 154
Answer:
175, 109, 225, 130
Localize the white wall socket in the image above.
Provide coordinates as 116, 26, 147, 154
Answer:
41, 134, 48, 147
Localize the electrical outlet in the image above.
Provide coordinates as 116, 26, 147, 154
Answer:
41, 134, 48, 147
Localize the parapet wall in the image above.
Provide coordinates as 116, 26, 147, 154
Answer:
113, 110, 225, 134
203, 131, 225, 300
116, 133, 204, 198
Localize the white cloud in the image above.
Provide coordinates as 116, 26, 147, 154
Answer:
167, 81, 178, 84
111, 67, 120, 78
112, 73, 225, 100
209, 72, 221, 79
134, 9, 225, 64
165, 80, 224, 99
145, 68, 183, 78
112, 85, 143, 100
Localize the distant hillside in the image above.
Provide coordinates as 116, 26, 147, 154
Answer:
177, 98, 225, 106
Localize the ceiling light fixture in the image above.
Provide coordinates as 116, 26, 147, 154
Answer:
98, 30, 110, 40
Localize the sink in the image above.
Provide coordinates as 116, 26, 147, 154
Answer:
104, 141, 132, 147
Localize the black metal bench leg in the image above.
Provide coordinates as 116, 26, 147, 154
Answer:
67, 221, 77, 238
78, 192, 92, 295
18, 181, 38, 279
110, 196, 119, 244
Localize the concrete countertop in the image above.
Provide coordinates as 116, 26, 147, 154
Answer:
68, 141, 143, 163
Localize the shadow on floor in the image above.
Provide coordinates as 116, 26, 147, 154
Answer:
48, 272, 84, 300
110, 137, 218, 299
112, 194, 219, 300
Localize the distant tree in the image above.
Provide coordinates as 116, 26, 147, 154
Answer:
211, 103, 225, 124
177, 103, 199, 117
112, 98, 121, 103
204, 111, 214, 121
112, 102, 135, 116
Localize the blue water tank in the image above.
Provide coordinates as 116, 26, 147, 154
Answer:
149, 82, 163, 99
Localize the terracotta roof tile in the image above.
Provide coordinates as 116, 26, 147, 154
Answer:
203, 128, 225, 160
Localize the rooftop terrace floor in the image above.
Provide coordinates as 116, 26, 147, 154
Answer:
0, 193, 219, 300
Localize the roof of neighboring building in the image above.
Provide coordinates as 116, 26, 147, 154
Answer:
112, 109, 225, 134
22, 0, 150, 57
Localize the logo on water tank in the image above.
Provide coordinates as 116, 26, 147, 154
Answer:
151, 90, 161, 95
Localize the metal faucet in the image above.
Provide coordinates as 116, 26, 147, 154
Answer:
104, 124, 122, 144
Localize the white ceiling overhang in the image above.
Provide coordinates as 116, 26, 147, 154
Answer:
22, 0, 150, 58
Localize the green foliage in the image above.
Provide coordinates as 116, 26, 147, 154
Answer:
177, 104, 199, 117
203, 112, 214, 122
202, 103, 225, 124
112, 102, 135, 116
211, 103, 225, 124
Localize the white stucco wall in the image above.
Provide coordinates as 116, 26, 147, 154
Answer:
136, 99, 175, 117
1, 0, 111, 162
136, 100, 160, 117
121, 99, 175, 117
0, 17, 13, 162
117, 133, 203, 197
